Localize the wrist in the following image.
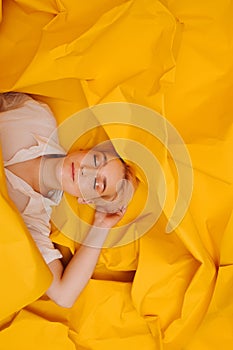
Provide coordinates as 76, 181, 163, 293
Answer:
93, 220, 112, 229
83, 226, 110, 248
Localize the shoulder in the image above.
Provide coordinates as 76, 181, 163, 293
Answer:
27, 98, 57, 127
0, 94, 57, 129
0, 95, 59, 162
0, 95, 58, 140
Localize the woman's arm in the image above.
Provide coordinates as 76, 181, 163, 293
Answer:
46, 208, 126, 308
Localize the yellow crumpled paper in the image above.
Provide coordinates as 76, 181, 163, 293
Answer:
0, 0, 232, 349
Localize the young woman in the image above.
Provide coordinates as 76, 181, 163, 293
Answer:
0, 92, 135, 308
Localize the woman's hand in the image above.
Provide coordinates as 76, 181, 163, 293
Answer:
93, 207, 127, 229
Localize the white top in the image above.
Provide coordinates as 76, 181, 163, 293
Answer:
0, 96, 66, 264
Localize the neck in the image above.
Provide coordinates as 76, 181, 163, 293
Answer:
39, 156, 64, 196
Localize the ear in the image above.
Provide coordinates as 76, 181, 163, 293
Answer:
78, 197, 94, 204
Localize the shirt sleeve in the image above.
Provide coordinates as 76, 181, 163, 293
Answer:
28, 225, 63, 265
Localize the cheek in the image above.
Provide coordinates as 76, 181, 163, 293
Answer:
78, 175, 99, 199
63, 181, 80, 197
104, 180, 118, 198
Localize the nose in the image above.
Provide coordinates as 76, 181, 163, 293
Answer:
81, 165, 98, 177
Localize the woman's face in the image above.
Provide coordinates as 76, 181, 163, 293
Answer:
61, 150, 125, 201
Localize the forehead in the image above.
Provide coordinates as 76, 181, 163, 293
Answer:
100, 158, 125, 197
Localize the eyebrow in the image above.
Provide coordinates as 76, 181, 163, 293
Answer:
102, 151, 107, 163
